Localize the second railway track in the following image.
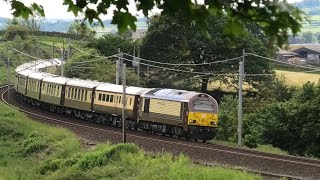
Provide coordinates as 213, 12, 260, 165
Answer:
1, 84, 320, 180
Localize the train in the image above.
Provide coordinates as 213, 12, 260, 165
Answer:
13, 59, 219, 142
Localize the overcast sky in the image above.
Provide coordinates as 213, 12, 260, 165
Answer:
0, 0, 302, 20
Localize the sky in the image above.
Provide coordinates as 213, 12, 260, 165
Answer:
0, 0, 303, 20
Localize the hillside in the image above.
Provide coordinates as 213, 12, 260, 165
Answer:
0, 17, 148, 32
0, 102, 260, 179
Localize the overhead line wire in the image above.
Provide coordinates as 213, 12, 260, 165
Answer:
122, 53, 243, 66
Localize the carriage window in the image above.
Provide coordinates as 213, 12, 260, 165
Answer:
68, 88, 71, 98
77, 89, 81, 100
98, 93, 102, 101
71, 88, 74, 99
102, 94, 106, 101
106, 95, 110, 102
74, 89, 77, 99
110, 95, 114, 102
81, 90, 84, 100
129, 97, 132, 105
144, 99, 150, 113
119, 96, 122, 104
85, 91, 87, 101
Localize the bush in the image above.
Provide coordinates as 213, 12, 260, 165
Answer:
4, 24, 29, 41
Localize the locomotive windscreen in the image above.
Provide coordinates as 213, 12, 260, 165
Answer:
193, 100, 214, 111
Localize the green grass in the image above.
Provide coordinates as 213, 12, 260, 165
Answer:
254, 145, 288, 155
0, 102, 261, 179
0, 102, 81, 180
210, 140, 289, 156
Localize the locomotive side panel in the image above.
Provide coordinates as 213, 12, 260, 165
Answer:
140, 98, 181, 126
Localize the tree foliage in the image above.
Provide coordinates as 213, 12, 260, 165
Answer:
67, 20, 95, 39
141, 14, 274, 92
243, 81, 320, 158
64, 48, 143, 86
18, 6, 44, 31
6, 0, 306, 46
87, 34, 133, 56
4, 23, 29, 41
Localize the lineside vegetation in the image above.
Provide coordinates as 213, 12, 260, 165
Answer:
0, 102, 261, 179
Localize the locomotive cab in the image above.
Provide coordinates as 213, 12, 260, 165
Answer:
187, 94, 218, 141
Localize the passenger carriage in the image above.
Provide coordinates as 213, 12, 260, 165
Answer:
41, 75, 69, 112
26, 72, 52, 103
94, 83, 149, 125
64, 79, 102, 119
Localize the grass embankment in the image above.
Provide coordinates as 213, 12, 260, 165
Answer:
0, 102, 261, 179
211, 140, 289, 156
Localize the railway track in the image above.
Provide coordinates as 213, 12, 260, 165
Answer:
1, 84, 320, 180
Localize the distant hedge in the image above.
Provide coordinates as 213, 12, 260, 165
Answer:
0, 30, 84, 40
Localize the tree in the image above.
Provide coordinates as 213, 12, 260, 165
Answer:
18, 6, 44, 31
64, 48, 143, 86
301, 31, 315, 43
243, 82, 320, 158
4, 23, 29, 41
7, 0, 305, 46
67, 20, 95, 39
87, 34, 133, 56
141, 14, 273, 92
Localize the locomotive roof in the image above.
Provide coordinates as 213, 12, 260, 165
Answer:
28, 72, 52, 80
66, 78, 102, 89
43, 75, 69, 85
96, 83, 150, 95
142, 88, 202, 102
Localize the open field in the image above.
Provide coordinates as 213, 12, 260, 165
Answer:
208, 70, 320, 91
275, 70, 320, 86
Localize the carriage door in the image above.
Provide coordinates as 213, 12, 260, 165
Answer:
180, 102, 189, 128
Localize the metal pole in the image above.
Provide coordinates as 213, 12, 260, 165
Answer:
137, 47, 140, 82
52, 41, 55, 60
122, 63, 127, 143
238, 49, 245, 146
116, 48, 120, 85
133, 46, 136, 72
61, 48, 64, 77
67, 39, 70, 60
116, 60, 119, 85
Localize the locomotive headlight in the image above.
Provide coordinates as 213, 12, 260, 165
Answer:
189, 119, 196, 123
210, 122, 217, 125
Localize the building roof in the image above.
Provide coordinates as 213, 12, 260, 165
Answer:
287, 44, 320, 53
277, 49, 298, 56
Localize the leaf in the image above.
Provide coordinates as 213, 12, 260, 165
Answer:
223, 20, 245, 36
11, 0, 32, 19
111, 11, 137, 33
